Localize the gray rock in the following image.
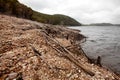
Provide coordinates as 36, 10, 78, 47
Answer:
6, 72, 18, 80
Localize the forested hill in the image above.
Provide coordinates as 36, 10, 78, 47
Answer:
0, 0, 81, 26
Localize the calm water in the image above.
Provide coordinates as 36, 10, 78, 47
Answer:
70, 26, 120, 74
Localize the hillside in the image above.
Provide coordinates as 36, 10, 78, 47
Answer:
0, 0, 81, 26
89, 23, 114, 26
0, 14, 120, 80
89, 23, 120, 26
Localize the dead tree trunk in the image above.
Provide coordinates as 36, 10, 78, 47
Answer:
41, 30, 95, 76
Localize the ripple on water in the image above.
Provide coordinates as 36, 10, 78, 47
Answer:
70, 26, 120, 74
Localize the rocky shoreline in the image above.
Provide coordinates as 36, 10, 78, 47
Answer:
0, 14, 120, 80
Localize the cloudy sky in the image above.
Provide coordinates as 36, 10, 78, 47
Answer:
19, 0, 120, 24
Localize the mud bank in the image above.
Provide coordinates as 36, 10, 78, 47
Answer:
0, 14, 120, 80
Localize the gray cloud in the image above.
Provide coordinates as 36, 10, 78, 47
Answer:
19, 0, 120, 24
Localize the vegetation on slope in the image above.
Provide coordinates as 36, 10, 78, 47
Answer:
0, 0, 33, 19
0, 0, 81, 26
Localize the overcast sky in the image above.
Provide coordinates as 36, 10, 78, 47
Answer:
19, 0, 120, 24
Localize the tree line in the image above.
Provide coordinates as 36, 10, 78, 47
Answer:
0, 0, 81, 26
0, 0, 33, 19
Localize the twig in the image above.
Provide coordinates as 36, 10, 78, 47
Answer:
31, 45, 41, 56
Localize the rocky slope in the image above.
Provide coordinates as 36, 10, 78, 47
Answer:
0, 14, 120, 80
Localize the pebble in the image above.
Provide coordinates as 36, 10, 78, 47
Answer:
6, 72, 18, 80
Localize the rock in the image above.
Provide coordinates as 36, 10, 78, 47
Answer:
6, 72, 18, 80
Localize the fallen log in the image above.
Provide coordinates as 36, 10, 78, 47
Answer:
41, 30, 95, 76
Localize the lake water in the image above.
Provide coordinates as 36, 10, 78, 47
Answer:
70, 26, 120, 74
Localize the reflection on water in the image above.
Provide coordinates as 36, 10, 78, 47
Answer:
70, 26, 120, 74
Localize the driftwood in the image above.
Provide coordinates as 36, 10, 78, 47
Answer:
41, 30, 95, 76
30, 45, 68, 71
31, 45, 41, 56
30, 45, 54, 69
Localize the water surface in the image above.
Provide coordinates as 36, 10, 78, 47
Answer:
70, 26, 120, 74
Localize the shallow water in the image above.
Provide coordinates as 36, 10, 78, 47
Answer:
70, 26, 120, 74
